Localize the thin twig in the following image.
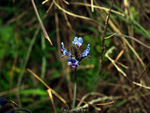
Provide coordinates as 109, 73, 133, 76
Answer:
99, 0, 114, 76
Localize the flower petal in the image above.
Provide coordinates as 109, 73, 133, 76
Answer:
80, 44, 90, 59
67, 57, 79, 68
72, 37, 83, 47
61, 42, 71, 58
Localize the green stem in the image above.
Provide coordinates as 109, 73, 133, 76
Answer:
41, 34, 46, 80
14, 107, 32, 113
72, 67, 77, 112
17, 27, 40, 107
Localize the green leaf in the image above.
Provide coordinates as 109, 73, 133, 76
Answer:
109, 100, 126, 112
20, 89, 48, 96
114, 100, 126, 107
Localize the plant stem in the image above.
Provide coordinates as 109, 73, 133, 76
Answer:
72, 67, 77, 112
98, 0, 114, 76
17, 27, 40, 107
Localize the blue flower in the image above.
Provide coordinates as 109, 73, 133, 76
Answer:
67, 58, 79, 68
0, 98, 14, 113
80, 44, 90, 59
0, 98, 6, 108
61, 37, 90, 68
61, 42, 71, 58
72, 37, 83, 47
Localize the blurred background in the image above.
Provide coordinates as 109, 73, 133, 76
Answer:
0, 0, 150, 113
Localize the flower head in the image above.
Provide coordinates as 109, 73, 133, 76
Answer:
61, 37, 90, 68
72, 37, 83, 47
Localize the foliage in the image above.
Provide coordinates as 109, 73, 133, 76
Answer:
0, 0, 150, 113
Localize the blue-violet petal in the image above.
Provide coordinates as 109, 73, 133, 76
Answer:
80, 44, 90, 58
61, 42, 71, 58
67, 57, 79, 68
72, 37, 83, 47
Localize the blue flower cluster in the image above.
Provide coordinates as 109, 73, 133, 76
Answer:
61, 37, 90, 68
0, 98, 14, 113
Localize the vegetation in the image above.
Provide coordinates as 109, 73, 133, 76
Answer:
0, 0, 150, 113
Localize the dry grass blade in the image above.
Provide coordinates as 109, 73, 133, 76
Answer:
108, 19, 146, 69
47, 89, 57, 113
105, 33, 116, 39
75, 96, 121, 112
31, 0, 53, 45
133, 81, 150, 90
27, 69, 49, 89
108, 49, 125, 69
91, 0, 94, 12
77, 92, 103, 107
74, 101, 101, 112
63, 0, 69, 5
46, 0, 55, 13
70, 2, 125, 16
42, 0, 49, 4
114, 34, 150, 49
105, 47, 127, 77
116, 62, 128, 69
54, 2, 93, 20
125, 40, 146, 69
75, 98, 100, 112
95, 101, 115, 106
138, 63, 150, 80
27, 69, 68, 106
60, 1, 75, 33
